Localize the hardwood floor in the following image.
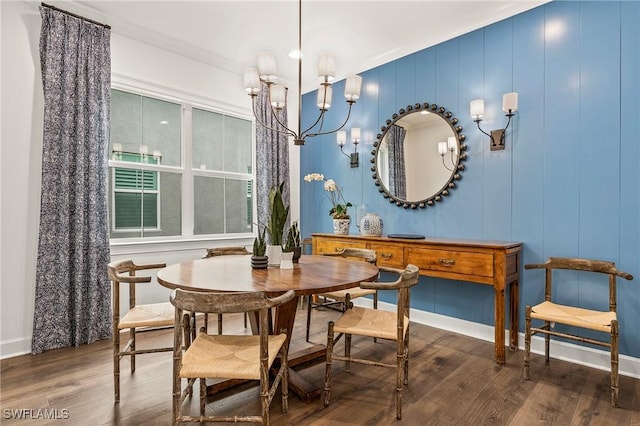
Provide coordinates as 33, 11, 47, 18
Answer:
2, 306, 639, 425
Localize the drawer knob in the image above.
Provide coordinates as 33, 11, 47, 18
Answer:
380, 252, 393, 259
439, 258, 456, 266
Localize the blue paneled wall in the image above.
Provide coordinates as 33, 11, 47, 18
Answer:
300, 1, 639, 357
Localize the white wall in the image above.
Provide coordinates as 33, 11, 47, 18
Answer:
0, 0, 300, 358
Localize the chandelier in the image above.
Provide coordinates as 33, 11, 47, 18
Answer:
242, 0, 362, 146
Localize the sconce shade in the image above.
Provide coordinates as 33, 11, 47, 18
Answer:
336, 130, 347, 146
470, 99, 485, 120
351, 127, 361, 142
502, 92, 518, 113
447, 136, 457, 151
317, 54, 336, 82
270, 84, 287, 109
438, 142, 447, 155
112, 143, 122, 153
139, 145, 149, 155
317, 86, 333, 109
344, 75, 363, 101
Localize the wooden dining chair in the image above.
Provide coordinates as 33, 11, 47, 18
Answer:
324, 264, 420, 420
202, 246, 251, 333
107, 259, 171, 403
170, 288, 295, 425
523, 257, 633, 407
306, 248, 378, 342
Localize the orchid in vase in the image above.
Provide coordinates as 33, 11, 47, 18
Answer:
304, 173, 353, 219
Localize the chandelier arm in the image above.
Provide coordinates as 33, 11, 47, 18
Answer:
303, 102, 354, 139
268, 105, 297, 138
300, 108, 328, 137
251, 95, 297, 138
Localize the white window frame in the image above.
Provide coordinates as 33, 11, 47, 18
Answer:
111, 153, 162, 233
109, 76, 257, 255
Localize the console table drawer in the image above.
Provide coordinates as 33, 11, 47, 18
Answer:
407, 248, 494, 278
315, 239, 366, 254
368, 243, 405, 268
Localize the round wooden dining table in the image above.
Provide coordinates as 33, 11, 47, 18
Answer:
156, 254, 379, 401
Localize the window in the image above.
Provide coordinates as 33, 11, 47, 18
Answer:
109, 88, 254, 240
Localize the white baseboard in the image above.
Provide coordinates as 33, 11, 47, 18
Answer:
1, 337, 31, 359
353, 299, 640, 380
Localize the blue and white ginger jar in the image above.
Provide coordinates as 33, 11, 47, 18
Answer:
360, 213, 383, 236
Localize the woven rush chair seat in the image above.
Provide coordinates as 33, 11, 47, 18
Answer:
320, 287, 376, 302
530, 300, 616, 333
118, 302, 175, 329
523, 257, 633, 408
333, 307, 409, 341
180, 334, 287, 380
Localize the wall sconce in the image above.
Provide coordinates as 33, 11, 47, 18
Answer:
337, 127, 360, 168
437, 136, 457, 171
470, 92, 518, 151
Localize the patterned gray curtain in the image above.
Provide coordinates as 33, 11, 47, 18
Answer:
32, 7, 112, 354
388, 124, 407, 200
255, 85, 290, 231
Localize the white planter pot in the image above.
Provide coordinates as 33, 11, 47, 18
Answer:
266, 245, 282, 266
279, 252, 294, 269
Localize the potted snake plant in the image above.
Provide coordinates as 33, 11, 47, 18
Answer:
266, 181, 289, 266
279, 224, 296, 269
251, 227, 268, 269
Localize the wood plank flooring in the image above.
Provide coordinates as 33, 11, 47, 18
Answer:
2, 306, 639, 425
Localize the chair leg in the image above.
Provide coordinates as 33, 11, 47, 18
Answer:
130, 328, 136, 373
396, 339, 404, 420
345, 334, 352, 373
403, 330, 410, 386
200, 378, 206, 415
524, 305, 531, 380
217, 313, 223, 335
544, 321, 550, 364
324, 321, 335, 407
244, 312, 248, 328
172, 379, 180, 426
611, 320, 619, 407
281, 345, 289, 414
113, 329, 120, 402
306, 295, 312, 342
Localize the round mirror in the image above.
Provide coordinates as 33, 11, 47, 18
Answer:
371, 103, 467, 209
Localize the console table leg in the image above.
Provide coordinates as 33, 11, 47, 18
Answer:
509, 279, 519, 352
494, 287, 506, 366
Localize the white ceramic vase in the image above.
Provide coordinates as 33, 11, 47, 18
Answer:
332, 218, 350, 235
266, 244, 282, 266
360, 212, 383, 236
279, 252, 294, 269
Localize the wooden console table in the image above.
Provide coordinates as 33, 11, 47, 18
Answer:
312, 233, 522, 366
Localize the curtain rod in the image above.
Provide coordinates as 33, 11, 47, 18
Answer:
41, 3, 111, 30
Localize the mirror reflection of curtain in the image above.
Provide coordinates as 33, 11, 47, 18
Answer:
387, 124, 407, 199
33, 6, 112, 354
255, 85, 290, 230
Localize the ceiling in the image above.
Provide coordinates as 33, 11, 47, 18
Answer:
63, 0, 549, 93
